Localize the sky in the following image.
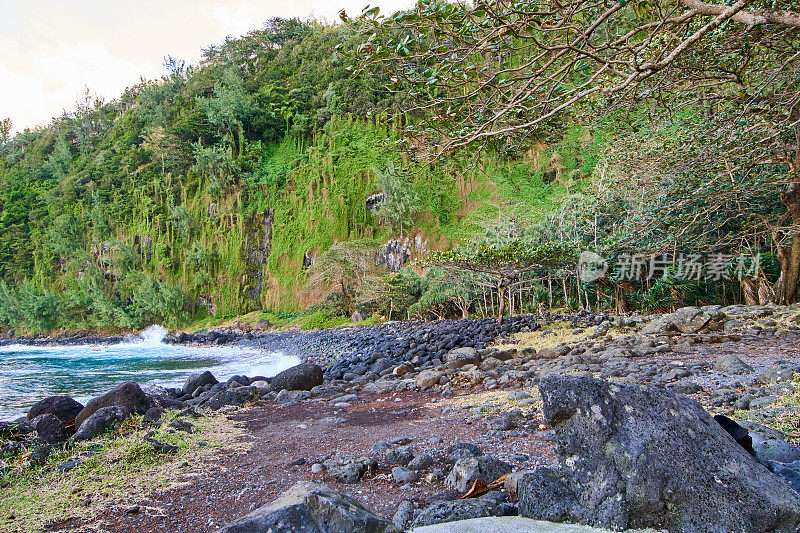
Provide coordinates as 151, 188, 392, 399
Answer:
0, 0, 414, 133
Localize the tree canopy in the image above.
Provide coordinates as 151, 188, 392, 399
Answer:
351, 0, 799, 167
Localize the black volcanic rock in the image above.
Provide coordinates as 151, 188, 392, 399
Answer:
27, 395, 84, 423
270, 363, 323, 392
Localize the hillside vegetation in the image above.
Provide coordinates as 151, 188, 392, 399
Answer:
0, 19, 594, 333
2, 0, 798, 333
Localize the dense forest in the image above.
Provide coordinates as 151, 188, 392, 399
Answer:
0, 1, 798, 333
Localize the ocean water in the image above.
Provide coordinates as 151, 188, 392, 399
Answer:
0, 326, 300, 421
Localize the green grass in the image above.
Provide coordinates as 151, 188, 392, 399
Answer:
0, 411, 246, 533
185, 307, 386, 333
733, 376, 800, 442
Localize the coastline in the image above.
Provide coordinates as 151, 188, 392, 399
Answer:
3, 305, 800, 531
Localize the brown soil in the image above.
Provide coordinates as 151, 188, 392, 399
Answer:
54, 388, 554, 532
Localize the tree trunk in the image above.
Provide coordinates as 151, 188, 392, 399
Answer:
759, 276, 777, 305
497, 280, 505, 325
341, 278, 354, 314
614, 284, 629, 314
741, 278, 759, 305
776, 183, 800, 304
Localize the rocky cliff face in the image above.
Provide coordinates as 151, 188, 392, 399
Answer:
375, 235, 427, 272
241, 209, 273, 310
365, 192, 384, 212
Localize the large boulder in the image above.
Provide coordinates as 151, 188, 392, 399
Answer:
274, 389, 311, 405
670, 306, 712, 333
362, 380, 398, 395
323, 455, 378, 484
415, 370, 445, 388
642, 306, 726, 335
445, 442, 483, 463
270, 363, 323, 392
445, 347, 479, 369
519, 375, 800, 531
182, 371, 218, 395
713, 354, 754, 374
392, 466, 420, 484
73, 406, 127, 441
753, 439, 800, 464
640, 315, 675, 335
27, 395, 84, 423
0, 420, 32, 438
218, 481, 398, 533
206, 388, 253, 410
770, 462, 800, 493
30, 413, 69, 444
74, 381, 152, 429
516, 467, 578, 523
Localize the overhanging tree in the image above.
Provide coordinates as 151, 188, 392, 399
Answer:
350, 0, 800, 302
425, 239, 576, 322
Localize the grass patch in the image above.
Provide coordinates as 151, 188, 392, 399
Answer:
436, 389, 541, 417
734, 376, 800, 443
0, 410, 249, 533
494, 320, 613, 352
299, 311, 349, 331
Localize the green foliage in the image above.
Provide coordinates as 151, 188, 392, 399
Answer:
196, 65, 256, 158
409, 268, 459, 319
375, 160, 420, 234
300, 310, 349, 330
356, 266, 426, 319
0, 118, 11, 147
126, 273, 189, 329
0, 14, 602, 332
191, 141, 243, 196
12, 280, 62, 333
0, 280, 22, 327
427, 238, 577, 274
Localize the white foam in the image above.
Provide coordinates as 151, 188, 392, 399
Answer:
0, 330, 301, 419
128, 324, 169, 347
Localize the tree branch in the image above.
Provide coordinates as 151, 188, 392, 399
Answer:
680, 0, 800, 28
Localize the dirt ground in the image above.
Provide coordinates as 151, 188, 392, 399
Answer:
46, 333, 800, 532
50, 388, 551, 532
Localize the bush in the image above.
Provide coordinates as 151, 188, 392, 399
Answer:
300, 310, 349, 330
16, 280, 63, 333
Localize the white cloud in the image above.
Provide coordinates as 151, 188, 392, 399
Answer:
0, 0, 415, 133
0, 37, 160, 130
213, 3, 264, 37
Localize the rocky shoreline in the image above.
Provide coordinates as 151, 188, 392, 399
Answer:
3, 304, 800, 532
